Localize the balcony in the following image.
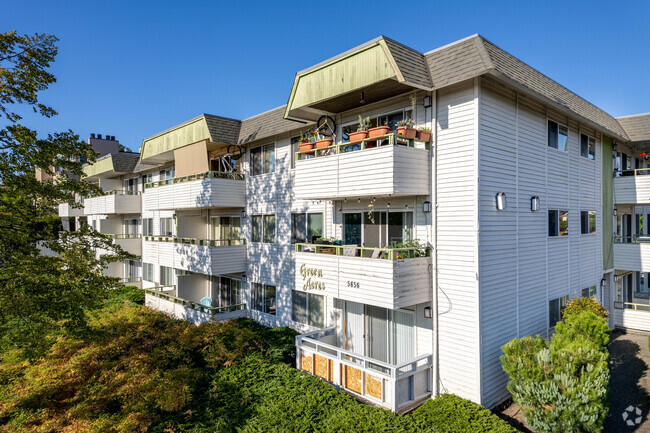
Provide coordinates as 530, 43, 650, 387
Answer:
613, 302, 650, 332
58, 202, 84, 217
294, 243, 431, 310
296, 327, 432, 412
613, 236, 650, 272
143, 171, 245, 211
107, 234, 142, 256
144, 236, 247, 275
144, 288, 247, 325
294, 133, 430, 200
613, 169, 650, 204
84, 191, 141, 215
120, 276, 142, 288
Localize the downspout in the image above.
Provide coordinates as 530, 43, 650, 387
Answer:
431, 90, 439, 399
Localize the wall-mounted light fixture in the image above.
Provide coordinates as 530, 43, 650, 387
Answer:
424, 306, 432, 318
423, 201, 432, 213
613, 143, 618, 151
496, 192, 507, 210
241, 211, 247, 218
600, 278, 606, 288
241, 274, 247, 282
423, 95, 432, 108
614, 274, 618, 283
614, 208, 618, 216
531, 196, 540, 212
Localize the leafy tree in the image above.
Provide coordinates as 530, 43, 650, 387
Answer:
501, 311, 610, 433
0, 31, 131, 358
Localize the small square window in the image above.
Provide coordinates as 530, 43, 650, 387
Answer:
581, 134, 596, 160
548, 120, 568, 152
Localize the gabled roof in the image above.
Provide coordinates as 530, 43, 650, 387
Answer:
616, 113, 650, 143
238, 105, 310, 145
83, 152, 140, 179
140, 114, 241, 163
424, 34, 629, 140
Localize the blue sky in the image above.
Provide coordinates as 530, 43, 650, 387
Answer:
4, 0, 649, 150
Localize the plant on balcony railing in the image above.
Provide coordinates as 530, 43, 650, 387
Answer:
144, 235, 246, 246
86, 189, 141, 198
295, 131, 431, 161
295, 242, 430, 260
143, 288, 247, 316
144, 171, 245, 189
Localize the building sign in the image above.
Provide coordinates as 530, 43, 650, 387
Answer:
299, 264, 325, 291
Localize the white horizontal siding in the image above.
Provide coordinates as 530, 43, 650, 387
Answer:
614, 243, 650, 272
613, 176, 650, 205
613, 307, 650, 332
143, 178, 245, 211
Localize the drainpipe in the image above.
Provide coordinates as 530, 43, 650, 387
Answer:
431, 90, 439, 399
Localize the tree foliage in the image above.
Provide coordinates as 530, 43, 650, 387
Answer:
563, 296, 609, 321
0, 304, 516, 433
0, 31, 130, 357
501, 306, 611, 433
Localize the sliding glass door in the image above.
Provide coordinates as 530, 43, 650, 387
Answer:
342, 300, 415, 365
343, 211, 413, 248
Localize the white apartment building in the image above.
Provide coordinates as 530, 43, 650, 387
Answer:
60, 34, 650, 412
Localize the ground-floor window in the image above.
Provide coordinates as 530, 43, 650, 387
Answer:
581, 285, 597, 299
292, 291, 325, 327
251, 283, 276, 315
549, 295, 569, 328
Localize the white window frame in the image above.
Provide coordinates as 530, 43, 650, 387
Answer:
580, 133, 596, 160
249, 143, 276, 176
547, 119, 569, 153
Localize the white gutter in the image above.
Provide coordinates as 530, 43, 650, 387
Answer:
431, 89, 439, 398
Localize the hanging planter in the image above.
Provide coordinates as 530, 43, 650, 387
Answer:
368, 126, 390, 139
348, 130, 368, 143
315, 138, 333, 150
299, 141, 314, 153
416, 128, 432, 142
396, 126, 417, 139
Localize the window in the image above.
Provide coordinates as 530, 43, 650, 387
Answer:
143, 263, 154, 282
251, 283, 276, 315
291, 212, 323, 243
581, 286, 597, 299
124, 177, 137, 193
250, 143, 275, 176
124, 218, 139, 236
549, 210, 568, 236
580, 211, 596, 234
160, 217, 173, 236
251, 214, 275, 243
292, 291, 325, 328
143, 218, 153, 236
211, 216, 242, 244
125, 259, 139, 278
212, 277, 243, 307
160, 266, 173, 286
548, 120, 568, 152
549, 295, 569, 328
580, 133, 595, 159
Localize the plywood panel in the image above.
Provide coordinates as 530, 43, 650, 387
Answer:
301, 351, 313, 374
366, 374, 383, 400
314, 354, 329, 380
344, 365, 362, 394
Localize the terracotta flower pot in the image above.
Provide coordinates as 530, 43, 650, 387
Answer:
368, 126, 391, 139
315, 138, 333, 150
299, 142, 314, 153
348, 130, 368, 143
397, 126, 417, 139
416, 130, 432, 142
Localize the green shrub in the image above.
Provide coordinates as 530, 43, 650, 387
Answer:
563, 297, 608, 321
102, 285, 145, 307
501, 311, 610, 433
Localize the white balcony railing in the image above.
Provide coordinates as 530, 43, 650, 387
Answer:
296, 327, 432, 412
58, 202, 85, 217
144, 236, 247, 275
106, 234, 142, 256
613, 169, 650, 204
143, 171, 245, 211
83, 191, 141, 215
613, 301, 650, 332
144, 289, 247, 325
294, 134, 430, 200
613, 236, 650, 272
294, 243, 431, 309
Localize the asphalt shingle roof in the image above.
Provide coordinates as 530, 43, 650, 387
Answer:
616, 113, 650, 143
382, 37, 432, 89
238, 106, 310, 145
204, 115, 241, 145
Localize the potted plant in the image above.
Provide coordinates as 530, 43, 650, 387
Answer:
416, 127, 432, 142
314, 136, 334, 150
298, 132, 314, 153
396, 118, 416, 139
368, 121, 391, 139
349, 115, 371, 143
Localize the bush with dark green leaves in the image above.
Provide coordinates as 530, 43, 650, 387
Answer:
501, 305, 610, 433
0, 302, 517, 433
